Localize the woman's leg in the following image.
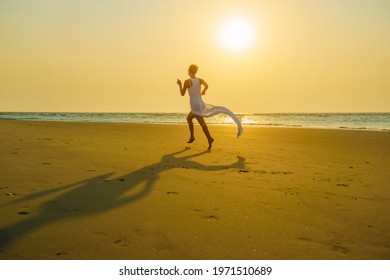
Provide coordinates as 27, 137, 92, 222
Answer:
195, 115, 214, 149
186, 112, 195, 143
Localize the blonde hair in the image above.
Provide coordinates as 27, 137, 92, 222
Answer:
188, 64, 199, 74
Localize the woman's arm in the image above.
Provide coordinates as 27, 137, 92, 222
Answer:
177, 79, 189, 96
200, 78, 209, 95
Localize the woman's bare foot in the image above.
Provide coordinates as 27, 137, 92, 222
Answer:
208, 138, 214, 149
187, 137, 195, 143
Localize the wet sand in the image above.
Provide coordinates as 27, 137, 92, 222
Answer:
0, 120, 389, 259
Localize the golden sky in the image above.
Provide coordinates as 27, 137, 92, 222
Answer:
1, 0, 389, 113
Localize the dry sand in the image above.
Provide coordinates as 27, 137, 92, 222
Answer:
0, 120, 389, 260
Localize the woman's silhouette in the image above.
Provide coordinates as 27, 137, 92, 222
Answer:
177, 64, 243, 149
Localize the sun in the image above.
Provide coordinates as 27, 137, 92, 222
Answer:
219, 17, 255, 52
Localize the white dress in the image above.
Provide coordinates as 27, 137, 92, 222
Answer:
188, 78, 243, 138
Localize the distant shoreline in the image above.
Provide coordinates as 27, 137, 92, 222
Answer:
0, 112, 389, 132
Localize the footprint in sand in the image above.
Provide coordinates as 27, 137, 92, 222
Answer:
133, 229, 174, 251
203, 215, 219, 220
192, 209, 220, 220
296, 235, 350, 255
94, 232, 129, 247
270, 171, 293, 175
331, 244, 349, 254
113, 238, 129, 247
238, 169, 249, 173
166, 191, 179, 195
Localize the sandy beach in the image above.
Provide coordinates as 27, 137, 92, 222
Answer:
0, 120, 389, 260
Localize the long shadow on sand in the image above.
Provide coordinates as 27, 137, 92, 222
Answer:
0, 147, 245, 257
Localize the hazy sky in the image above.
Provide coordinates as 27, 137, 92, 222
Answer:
1, 0, 389, 113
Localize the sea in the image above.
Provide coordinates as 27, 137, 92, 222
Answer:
0, 112, 389, 132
